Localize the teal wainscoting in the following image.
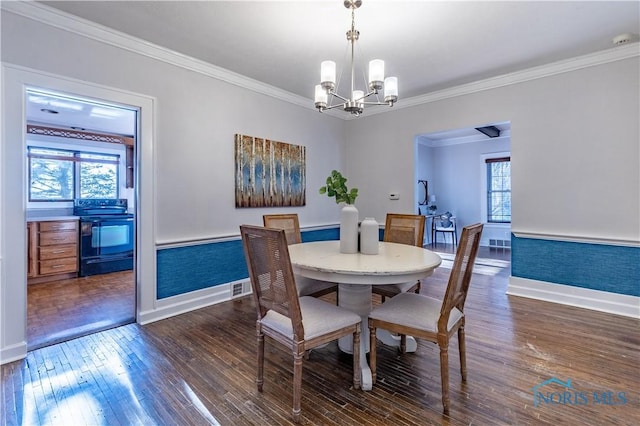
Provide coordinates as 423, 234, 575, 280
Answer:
157, 227, 340, 299
511, 235, 640, 297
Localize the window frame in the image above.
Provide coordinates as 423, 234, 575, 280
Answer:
28, 145, 121, 202
479, 152, 511, 225
485, 156, 511, 223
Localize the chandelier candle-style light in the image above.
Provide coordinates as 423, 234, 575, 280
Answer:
314, 0, 398, 116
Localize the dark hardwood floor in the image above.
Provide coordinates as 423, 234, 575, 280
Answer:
4, 246, 639, 425
27, 270, 135, 350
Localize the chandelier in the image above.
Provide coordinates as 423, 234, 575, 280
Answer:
314, 0, 398, 116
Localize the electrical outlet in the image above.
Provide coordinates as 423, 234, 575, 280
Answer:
389, 193, 399, 200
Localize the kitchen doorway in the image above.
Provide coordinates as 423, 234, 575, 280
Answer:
25, 89, 138, 350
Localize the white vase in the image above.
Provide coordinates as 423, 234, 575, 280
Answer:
360, 217, 379, 255
339, 204, 359, 254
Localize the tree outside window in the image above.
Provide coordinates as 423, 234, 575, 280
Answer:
486, 157, 511, 223
29, 147, 119, 201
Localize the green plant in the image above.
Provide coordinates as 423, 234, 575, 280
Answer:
319, 170, 358, 204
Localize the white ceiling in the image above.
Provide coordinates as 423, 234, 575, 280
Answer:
25, 1, 640, 137
27, 89, 138, 136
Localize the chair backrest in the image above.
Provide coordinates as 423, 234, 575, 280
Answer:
383, 213, 426, 247
240, 225, 304, 339
435, 214, 455, 229
263, 214, 302, 245
438, 223, 483, 330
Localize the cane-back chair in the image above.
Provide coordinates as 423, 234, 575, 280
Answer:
240, 225, 361, 422
368, 223, 483, 415
263, 214, 339, 301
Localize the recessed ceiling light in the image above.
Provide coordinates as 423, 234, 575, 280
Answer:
90, 106, 121, 118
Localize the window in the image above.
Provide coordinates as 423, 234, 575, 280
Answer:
28, 147, 120, 201
486, 157, 511, 223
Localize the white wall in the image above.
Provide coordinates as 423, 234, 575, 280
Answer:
2, 4, 638, 362
346, 57, 640, 245
0, 8, 346, 363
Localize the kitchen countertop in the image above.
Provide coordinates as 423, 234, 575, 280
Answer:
27, 209, 79, 222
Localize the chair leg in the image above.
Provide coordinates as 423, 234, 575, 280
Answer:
400, 334, 407, 354
439, 344, 450, 416
458, 326, 467, 381
292, 351, 303, 422
257, 329, 264, 392
353, 327, 361, 390
369, 325, 377, 384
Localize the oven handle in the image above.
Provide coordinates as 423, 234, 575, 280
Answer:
81, 217, 134, 223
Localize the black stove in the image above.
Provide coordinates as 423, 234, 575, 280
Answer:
74, 199, 134, 276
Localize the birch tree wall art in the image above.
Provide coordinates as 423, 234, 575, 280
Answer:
235, 134, 306, 207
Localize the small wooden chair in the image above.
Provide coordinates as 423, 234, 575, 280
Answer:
372, 213, 426, 302
368, 223, 483, 415
240, 225, 361, 422
263, 214, 338, 301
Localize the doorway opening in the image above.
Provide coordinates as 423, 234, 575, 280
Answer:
25, 88, 138, 350
415, 122, 512, 250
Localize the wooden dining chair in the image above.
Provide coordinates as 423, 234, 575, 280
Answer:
372, 213, 426, 302
368, 223, 483, 415
240, 225, 361, 422
263, 214, 338, 302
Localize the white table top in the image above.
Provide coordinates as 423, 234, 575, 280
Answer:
288, 241, 442, 285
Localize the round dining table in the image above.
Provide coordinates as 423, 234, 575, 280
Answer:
288, 240, 442, 390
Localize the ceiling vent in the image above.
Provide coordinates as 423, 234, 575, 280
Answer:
475, 125, 501, 138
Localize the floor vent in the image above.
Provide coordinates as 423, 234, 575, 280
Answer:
231, 282, 243, 297
231, 281, 250, 298
489, 239, 511, 249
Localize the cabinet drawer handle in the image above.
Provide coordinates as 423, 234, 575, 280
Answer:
52, 250, 66, 254
52, 265, 65, 269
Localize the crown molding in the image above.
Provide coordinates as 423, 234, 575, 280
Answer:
4, 1, 639, 121
1, 1, 337, 114
371, 42, 640, 117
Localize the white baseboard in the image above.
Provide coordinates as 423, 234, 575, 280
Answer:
138, 279, 252, 325
507, 277, 640, 319
0, 341, 27, 365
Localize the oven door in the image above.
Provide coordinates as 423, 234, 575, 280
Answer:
80, 217, 134, 259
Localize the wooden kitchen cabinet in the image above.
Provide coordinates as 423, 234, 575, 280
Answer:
27, 222, 37, 278
27, 220, 79, 284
